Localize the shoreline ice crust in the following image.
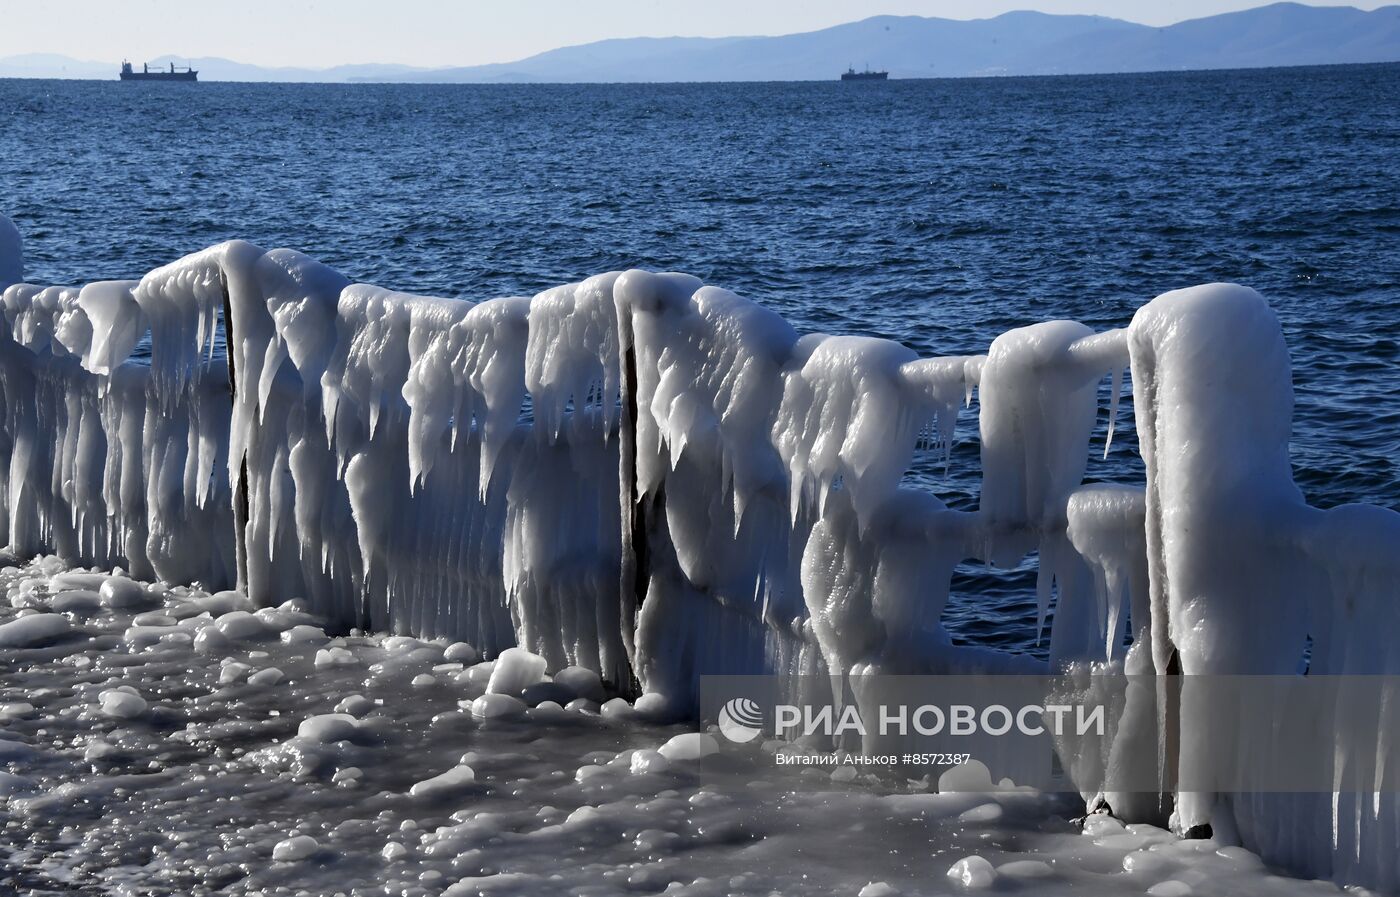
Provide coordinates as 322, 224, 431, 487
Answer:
0, 555, 1337, 897
2, 214, 1399, 890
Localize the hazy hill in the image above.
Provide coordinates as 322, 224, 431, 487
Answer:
3, 3, 1398, 83
0, 52, 111, 79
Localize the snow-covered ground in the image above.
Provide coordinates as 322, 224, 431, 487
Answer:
0, 559, 1359, 897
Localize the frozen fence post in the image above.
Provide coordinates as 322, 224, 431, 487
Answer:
1128, 283, 1314, 835
220, 268, 252, 592
615, 305, 648, 698
613, 271, 707, 700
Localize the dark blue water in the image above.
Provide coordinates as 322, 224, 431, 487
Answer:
2, 65, 1397, 654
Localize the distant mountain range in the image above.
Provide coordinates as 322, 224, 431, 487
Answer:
3, 3, 1398, 83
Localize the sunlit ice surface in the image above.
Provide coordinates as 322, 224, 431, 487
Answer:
0, 557, 1344, 897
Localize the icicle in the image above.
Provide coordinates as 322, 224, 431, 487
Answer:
963, 356, 984, 406
456, 297, 529, 494
774, 334, 918, 532
900, 355, 976, 474
1105, 365, 1123, 459
525, 273, 622, 442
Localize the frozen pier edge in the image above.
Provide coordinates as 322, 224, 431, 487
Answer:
2, 215, 1399, 890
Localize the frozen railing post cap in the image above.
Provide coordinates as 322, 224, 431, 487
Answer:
614, 269, 701, 314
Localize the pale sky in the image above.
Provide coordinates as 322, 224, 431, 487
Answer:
0, 0, 1392, 68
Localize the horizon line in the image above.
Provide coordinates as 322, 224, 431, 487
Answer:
2, 60, 1396, 87
3, 1, 1396, 74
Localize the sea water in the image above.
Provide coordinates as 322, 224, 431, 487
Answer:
1, 63, 1396, 657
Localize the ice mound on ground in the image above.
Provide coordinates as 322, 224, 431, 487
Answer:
297, 713, 362, 744
409, 764, 476, 799
470, 693, 527, 720
657, 732, 719, 761
486, 647, 547, 695
946, 855, 997, 889
272, 834, 319, 862
98, 688, 146, 719
0, 612, 71, 647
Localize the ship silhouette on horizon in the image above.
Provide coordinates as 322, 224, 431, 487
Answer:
840, 66, 888, 81
119, 60, 198, 82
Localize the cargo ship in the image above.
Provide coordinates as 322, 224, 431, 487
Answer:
840, 67, 888, 81
119, 61, 198, 82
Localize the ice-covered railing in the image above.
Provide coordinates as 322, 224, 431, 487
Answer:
614, 276, 1400, 890
3, 214, 1400, 889
216, 245, 626, 682
612, 272, 1122, 708
0, 218, 235, 585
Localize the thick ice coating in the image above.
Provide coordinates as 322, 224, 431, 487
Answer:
2, 212, 1399, 891
1123, 283, 1400, 887
525, 272, 623, 441
775, 334, 920, 527
0, 230, 237, 586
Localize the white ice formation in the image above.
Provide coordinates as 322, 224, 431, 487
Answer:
0, 257, 235, 586
2, 214, 1398, 890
